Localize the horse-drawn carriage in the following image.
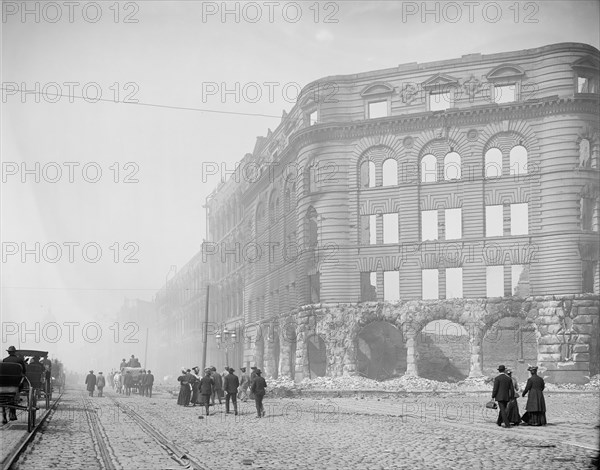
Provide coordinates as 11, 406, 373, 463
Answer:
0, 349, 54, 431
121, 367, 144, 394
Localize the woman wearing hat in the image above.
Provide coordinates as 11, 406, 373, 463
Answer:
505, 369, 520, 425
521, 366, 547, 426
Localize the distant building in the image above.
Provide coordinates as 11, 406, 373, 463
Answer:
172, 43, 600, 383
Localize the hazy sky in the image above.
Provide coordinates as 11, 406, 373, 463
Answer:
2, 0, 599, 370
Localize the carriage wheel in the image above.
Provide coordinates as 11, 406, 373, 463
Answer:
27, 388, 36, 432
45, 387, 51, 409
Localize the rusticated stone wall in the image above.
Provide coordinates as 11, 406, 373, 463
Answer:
256, 294, 598, 384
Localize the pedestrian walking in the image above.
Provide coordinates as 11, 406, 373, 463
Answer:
250, 369, 267, 418
211, 366, 223, 405
506, 369, 520, 425
198, 369, 215, 416
248, 366, 258, 400
114, 371, 122, 393
492, 365, 514, 428
96, 372, 106, 397
85, 370, 97, 397
139, 370, 147, 396
224, 368, 239, 415
238, 367, 249, 402
145, 370, 155, 398
521, 366, 547, 426
190, 366, 201, 405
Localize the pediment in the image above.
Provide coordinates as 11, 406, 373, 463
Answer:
360, 82, 395, 97
421, 73, 460, 90
571, 56, 600, 74
486, 64, 525, 81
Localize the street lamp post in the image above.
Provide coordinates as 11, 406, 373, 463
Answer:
215, 326, 236, 367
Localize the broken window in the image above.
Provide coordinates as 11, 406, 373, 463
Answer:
509, 145, 528, 175
421, 210, 438, 241
422, 269, 439, 299
421, 154, 437, 183
444, 208, 462, 240
577, 75, 599, 94
383, 271, 400, 301
582, 261, 597, 293
360, 272, 378, 301
382, 159, 398, 186
308, 109, 318, 126
368, 100, 388, 119
361, 214, 377, 245
579, 139, 591, 167
308, 273, 320, 303
510, 203, 528, 235
383, 213, 399, 244
445, 267, 463, 299
485, 205, 503, 237
581, 197, 594, 231
429, 91, 452, 111
486, 265, 504, 297
444, 152, 461, 180
485, 148, 503, 178
511, 264, 530, 297
494, 84, 516, 103
360, 160, 376, 188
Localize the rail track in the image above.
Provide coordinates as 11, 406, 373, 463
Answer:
1, 392, 63, 470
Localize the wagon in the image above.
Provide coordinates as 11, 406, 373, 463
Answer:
16, 350, 53, 409
121, 367, 144, 394
0, 362, 38, 431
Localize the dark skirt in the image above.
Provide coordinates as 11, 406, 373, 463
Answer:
177, 385, 191, 406
507, 399, 520, 424
521, 411, 547, 426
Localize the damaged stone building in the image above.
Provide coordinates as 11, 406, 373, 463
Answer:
182, 43, 600, 384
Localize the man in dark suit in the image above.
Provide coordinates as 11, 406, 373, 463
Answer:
3, 346, 26, 421
492, 364, 514, 428
199, 369, 215, 416
224, 368, 240, 415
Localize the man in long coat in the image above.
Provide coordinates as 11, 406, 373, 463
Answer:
238, 367, 249, 402
210, 366, 223, 405
96, 372, 106, 397
250, 369, 267, 418
198, 369, 214, 416
224, 368, 240, 415
3, 346, 26, 421
521, 366, 547, 426
492, 364, 514, 428
145, 370, 155, 398
85, 370, 97, 397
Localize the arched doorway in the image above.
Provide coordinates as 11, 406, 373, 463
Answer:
482, 317, 537, 379
356, 321, 406, 380
306, 334, 327, 378
417, 320, 469, 381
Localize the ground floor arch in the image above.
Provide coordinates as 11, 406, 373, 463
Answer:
416, 320, 469, 381
306, 334, 327, 378
356, 321, 406, 380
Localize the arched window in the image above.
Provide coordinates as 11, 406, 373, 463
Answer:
382, 159, 398, 186
307, 161, 319, 193
509, 145, 527, 175
421, 154, 437, 183
484, 148, 503, 178
306, 206, 318, 248
360, 160, 376, 188
269, 191, 277, 224
255, 204, 265, 235
444, 152, 461, 180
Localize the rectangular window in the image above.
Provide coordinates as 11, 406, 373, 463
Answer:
578, 76, 599, 94
486, 205, 503, 237
494, 84, 516, 103
582, 261, 597, 293
429, 92, 452, 111
308, 110, 318, 126
383, 271, 400, 301
360, 272, 378, 301
446, 267, 463, 299
383, 213, 399, 244
308, 273, 320, 303
422, 269, 439, 299
445, 208, 462, 240
421, 210, 438, 241
368, 100, 388, 119
582, 198, 594, 231
486, 266, 504, 297
511, 264, 530, 296
369, 215, 377, 244
510, 203, 528, 235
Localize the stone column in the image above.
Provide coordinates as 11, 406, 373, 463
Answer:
405, 333, 419, 376
468, 324, 484, 377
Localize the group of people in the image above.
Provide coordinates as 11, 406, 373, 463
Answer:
492, 364, 547, 428
111, 369, 155, 397
84, 370, 106, 397
176, 365, 267, 418
119, 355, 141, 369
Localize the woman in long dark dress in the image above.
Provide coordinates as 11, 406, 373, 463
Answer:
177, 368, 191, 406
521, 366, 547, 426
506, 369, 521, 425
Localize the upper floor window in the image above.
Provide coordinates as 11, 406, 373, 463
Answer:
368, 100, 389, 119
421, 73, 459, 111
486, 265, 504, 297
382, 159, 398, 186
578, 76, 599, 94
484, 148, 503, 178
510, 203, 529, 235
429, 91, 452, 111
509, 145, 528, 175
493, 84, 516, 103
360, 160, 376, 188
579, 139, 591, 168
573, 56, 600, 94
485, 205, 503, 237
383, 213, 399, 244
307, 109, 318, 126
421, 210, 438, 241
360, 272, 378, 301
422, 269, 439, 300
444, 208, 462, 240
443, 152, 461, 180
445, 267, 463, 299
421, 154, 437, 183
383, 270, 400, 301
361, 214, 377, 245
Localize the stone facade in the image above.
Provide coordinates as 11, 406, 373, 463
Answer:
177, 43, 600, 383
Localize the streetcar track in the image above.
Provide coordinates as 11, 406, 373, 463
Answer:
80, 392, 120, 470
107, 395, 210, 470
1, 392, 63, 470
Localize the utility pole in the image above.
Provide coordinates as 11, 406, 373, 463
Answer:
201, 285, 210, 371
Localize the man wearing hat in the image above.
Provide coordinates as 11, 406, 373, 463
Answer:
238, 367, 249, 402
521, 366, 547, 426
250, 369, 267, 418
96, 372, 106, 397
492, 365, 514, 428
3, 346, 26, 422
224, 368, 240, 415
198, 369, 215, 416
248, 366, 258, 400
85, 370, 97, 397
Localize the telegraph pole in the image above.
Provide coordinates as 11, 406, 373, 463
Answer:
201, 284, 210, 371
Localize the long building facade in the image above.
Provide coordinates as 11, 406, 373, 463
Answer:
175, 43, 599, 384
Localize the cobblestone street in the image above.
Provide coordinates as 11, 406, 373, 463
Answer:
3, 386, 598, 469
